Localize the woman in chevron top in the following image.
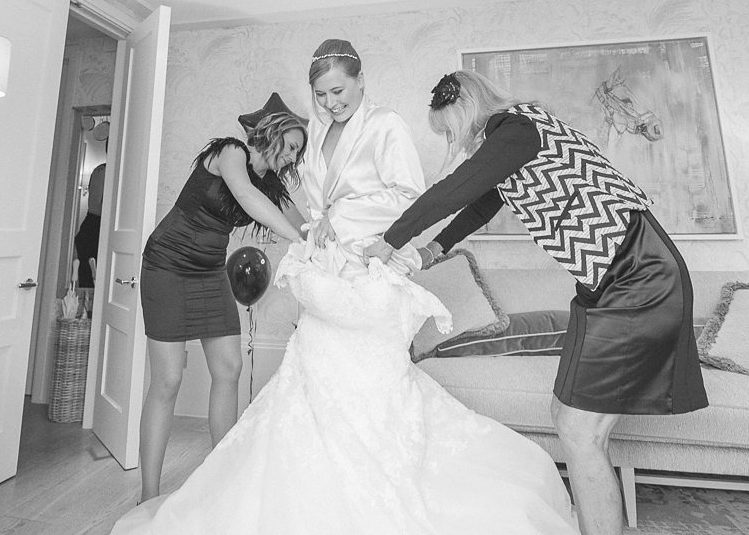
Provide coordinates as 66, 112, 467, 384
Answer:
365, 70, 708, 535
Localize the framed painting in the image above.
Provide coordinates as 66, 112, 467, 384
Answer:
461, 36, 738, 239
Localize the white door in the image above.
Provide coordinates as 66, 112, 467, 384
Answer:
84, 6, 170, 469
0, 0, 69, 483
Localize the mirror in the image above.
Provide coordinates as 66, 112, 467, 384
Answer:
71, 113, 109, 315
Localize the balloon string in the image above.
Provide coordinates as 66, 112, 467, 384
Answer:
248, 239, 269, 402
245, 238, 270, 402
247, 305, 255, 401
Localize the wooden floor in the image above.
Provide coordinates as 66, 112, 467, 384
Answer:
0, 398, 211, 534
1, 397, 748, 534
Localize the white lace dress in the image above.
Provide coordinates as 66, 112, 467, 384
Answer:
111, 240, 580, 535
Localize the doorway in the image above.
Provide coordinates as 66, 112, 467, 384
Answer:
24, 14, 116, 425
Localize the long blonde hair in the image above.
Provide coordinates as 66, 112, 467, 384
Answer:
429, 70, 522, 163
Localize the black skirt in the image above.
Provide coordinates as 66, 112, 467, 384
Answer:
140, 265, 241, 343
553, 210, 708, 415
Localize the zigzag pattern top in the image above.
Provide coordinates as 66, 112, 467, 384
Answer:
501, 104, 653, 290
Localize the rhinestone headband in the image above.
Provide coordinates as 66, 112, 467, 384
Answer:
311, 52, 359, 63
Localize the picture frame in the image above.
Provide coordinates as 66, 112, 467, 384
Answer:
460, 36, 739, 241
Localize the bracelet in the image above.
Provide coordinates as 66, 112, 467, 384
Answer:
421, 247, 435, 266
426, 241, 443, 259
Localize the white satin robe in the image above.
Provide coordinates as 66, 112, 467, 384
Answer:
302, 97, 425, 273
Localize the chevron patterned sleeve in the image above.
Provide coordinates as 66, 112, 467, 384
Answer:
383, 113, 540, 249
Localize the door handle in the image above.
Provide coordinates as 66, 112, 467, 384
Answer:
18, 278, 38, 289
115, 277, 138, 288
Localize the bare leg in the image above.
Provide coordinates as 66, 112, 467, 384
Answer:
551, 396, 622, 535
202, 335, 243, 447
139, 338, 187, 502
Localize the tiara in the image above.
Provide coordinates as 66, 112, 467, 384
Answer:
430, 73, 461, 110
311, 52, 359, 62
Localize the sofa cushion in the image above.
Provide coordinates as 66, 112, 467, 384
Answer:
417, 354, 749, 449
427, 310, 568, 361
697, 281, 749, 375
410, 250, 509, 359
481, 269, 575, 314
427, 311, 707, 363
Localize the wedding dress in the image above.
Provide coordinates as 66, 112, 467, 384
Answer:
111, 238, 579, 534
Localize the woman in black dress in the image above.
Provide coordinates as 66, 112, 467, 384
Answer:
138, 105, 307, 503
365, 71, 708, 535
74, 163, 105, 288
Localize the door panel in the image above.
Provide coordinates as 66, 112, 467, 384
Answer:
0, 0, 69, 483
85, 6, 170, 469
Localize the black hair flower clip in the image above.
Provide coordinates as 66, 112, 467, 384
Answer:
430, 73, 461, 110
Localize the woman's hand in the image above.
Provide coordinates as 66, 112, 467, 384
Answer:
363, 237, 395, 264
418, 240, 444, 269
417, 247, 434, 269
311, 216, 336, 248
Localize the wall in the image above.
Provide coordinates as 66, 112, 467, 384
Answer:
162, 0, 748, 269
158, 0, 749, 416
68, 36, 117, 107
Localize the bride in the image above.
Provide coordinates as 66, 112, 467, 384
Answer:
110, 39, 579, 535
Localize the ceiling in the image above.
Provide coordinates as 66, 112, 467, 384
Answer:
109, 0, 475, 28
159, 0, 474, 27
65, 0, 487, 39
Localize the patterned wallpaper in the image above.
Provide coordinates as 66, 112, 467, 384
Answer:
161, 0, 749, 275
65, 36, 117, 108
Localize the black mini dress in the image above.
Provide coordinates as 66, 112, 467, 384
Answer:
141, 138, 290, 342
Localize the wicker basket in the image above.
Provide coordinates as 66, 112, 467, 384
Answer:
48, 318, 91, 423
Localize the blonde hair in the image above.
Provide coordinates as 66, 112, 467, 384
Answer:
245, 112, 307, 187
429, 70, 522, 160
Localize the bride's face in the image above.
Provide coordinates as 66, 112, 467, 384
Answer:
312, 66, 364, 123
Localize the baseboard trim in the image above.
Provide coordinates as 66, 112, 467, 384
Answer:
635, 471, 749, 491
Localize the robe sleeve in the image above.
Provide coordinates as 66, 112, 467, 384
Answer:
373, 112, 426, 201
383, 112, 540, 249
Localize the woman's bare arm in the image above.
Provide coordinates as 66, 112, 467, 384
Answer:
217, 146, 301, 241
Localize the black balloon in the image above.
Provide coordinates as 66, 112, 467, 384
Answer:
226, 246, 271, 307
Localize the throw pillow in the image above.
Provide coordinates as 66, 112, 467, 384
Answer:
410, 250, 509, 361
697, 281, 749, 375
414, 310, 569, 363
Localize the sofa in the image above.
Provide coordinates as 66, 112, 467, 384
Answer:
416, 266, 749, 528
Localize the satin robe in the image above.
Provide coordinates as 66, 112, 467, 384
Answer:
302, 97, 425, 256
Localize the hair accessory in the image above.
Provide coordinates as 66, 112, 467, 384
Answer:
311, 52, 359, 63
238, 92, 308, 131
430, 73, 461, 110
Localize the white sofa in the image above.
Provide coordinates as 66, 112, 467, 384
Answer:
417, 268, 749, 527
